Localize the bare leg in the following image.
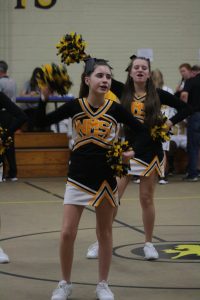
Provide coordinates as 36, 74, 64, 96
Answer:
87, 176, 131, 259
139, 171, 157, 242
95, 201, 115, 282
116, 176, 131, 200
111, 176, 131, 220
60, 204, 84, 281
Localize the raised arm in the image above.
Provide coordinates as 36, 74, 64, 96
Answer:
36, 98, 75, 128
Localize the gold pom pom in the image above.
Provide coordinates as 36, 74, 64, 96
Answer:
0, 127, 13, 156
36, 63, 72, 95
151, 116, 172, 142
107, 139, 132, 177
56, 32, 89, 65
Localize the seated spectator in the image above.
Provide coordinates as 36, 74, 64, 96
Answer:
20, 67, 48, 131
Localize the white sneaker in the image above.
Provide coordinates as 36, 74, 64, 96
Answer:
10, 177, 18, 182
0, 247, 10, 263
134, 178, 140, 184
51, 280, 72, 300
143, 242, 159, 260
86, 241, 99, 259
159, 179, 168, 184
96, 281, 114, 300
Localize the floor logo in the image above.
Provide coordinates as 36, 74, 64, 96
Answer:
113, 242, 200, 262
162, 244, 200, 260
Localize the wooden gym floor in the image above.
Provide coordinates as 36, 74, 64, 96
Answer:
0, 176, 200, 300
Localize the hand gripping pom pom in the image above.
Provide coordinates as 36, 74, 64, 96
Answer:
151, 115, 172, 143
106, 139, 132, 178
36, 63, 72, 95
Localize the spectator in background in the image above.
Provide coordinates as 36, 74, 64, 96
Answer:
168, 65, 200, 176
20, 67, 42, 131
175, 63, 192, 98
0, 61, 17, 103
181, 66, 200, 181
151, 69, 175, 184
167, 120, 187, 175
191, 65, 200, 78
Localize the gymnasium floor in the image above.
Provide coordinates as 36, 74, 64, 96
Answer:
0, 176, 200, 300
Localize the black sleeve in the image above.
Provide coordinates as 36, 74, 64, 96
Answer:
0, 92, 28, 134
36, 98, 76, 127
182, 78, 192, 93
157, 88, 193, 124
110, 79, 125, 100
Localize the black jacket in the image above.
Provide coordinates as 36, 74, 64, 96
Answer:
0, 92, 27, 135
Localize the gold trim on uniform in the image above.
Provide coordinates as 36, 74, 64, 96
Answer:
79, 98, 113, 119
129, 156, 164, 177
66, 178, 118, 207
88, 181, 118, 207
67, 177, 95, 195
72, 136, 113, 151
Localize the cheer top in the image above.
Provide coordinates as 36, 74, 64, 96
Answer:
110, 79, 192, 176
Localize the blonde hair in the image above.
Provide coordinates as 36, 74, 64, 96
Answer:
151, 69, 164, 89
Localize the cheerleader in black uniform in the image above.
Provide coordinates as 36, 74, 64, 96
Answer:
87, 56, 192, 261
112, 56, 192, 260
0, 92, 27, 263
37, 59, 150, 300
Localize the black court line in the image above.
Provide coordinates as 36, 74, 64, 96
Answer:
24, 181, 166, 242
0, 271, 199, 290
0, 230, 199, 264
0, 231, 199, 289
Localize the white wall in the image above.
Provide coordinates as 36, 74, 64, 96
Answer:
1, 0, 200, 95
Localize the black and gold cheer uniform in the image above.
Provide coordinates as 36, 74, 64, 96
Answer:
37, 97, 149, 207
111, 79, 192, 177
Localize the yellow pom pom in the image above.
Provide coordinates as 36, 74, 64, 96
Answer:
0, 127, 13, 156
106, 139, 132, 177
56, 32, 89, 65
151, 118, 172, 142
36, 63, 72, 95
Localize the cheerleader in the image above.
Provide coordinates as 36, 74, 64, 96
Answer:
0, 91, 27, 263
37, 58, 150, 300
87, 56, 192, 261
